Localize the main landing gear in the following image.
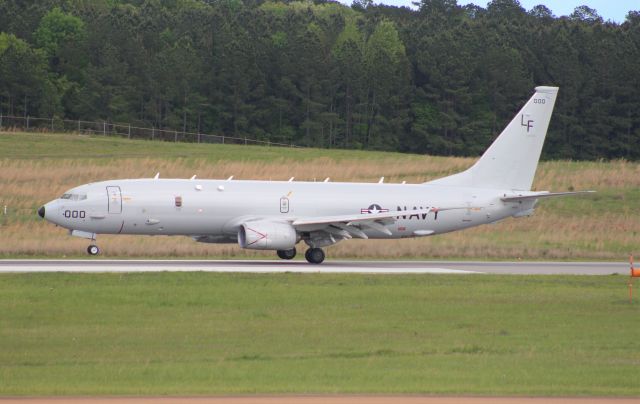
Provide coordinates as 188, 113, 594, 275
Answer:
87, 244, 100, 256
276, 246, 326, 264
277, 247, 297, 260
304, 247, 325, 264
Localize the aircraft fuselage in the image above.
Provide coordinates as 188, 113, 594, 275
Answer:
41, 179, 529, 240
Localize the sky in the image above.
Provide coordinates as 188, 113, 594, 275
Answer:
457, 0, 637, 22
345, 0, 638, 22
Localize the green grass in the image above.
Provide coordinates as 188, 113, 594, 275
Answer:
1, 273, 639, 396
543, 188, 639, 216
0, 131, 416, 162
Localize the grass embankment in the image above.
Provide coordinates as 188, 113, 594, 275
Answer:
0, 273, 638, 396
1, 131, 639, 260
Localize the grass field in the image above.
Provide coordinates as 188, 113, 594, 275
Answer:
0, 272, 638, 396
1, 131, 639, 260
2, 132, 639, 397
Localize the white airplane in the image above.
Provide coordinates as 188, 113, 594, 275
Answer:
38, 86, 592, 263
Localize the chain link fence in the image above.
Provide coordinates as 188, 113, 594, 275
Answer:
0, 114, 299, 148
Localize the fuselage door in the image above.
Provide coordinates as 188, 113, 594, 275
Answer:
107, 186, 122, 214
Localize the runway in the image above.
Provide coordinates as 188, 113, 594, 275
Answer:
0, 259, 627, 275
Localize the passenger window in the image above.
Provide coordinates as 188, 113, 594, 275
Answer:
175, 196, 183, 207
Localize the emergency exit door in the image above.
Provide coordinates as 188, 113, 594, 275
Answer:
107, 186, 122, 214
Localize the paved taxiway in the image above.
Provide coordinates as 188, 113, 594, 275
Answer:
0, 260, 627, 275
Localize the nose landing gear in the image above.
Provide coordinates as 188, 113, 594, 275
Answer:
305, 247, 325, 264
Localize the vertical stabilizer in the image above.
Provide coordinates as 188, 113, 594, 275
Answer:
427, 86, 559, 190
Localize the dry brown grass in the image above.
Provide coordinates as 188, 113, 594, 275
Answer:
1, 139, 638, 260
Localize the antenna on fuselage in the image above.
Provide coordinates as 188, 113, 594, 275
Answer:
153, 173, 160, 180
227, 176, 234, 181
190, 175, 197, 180
378, 177, 384, 183
323, 178, 330, 182
288, 177, 295, 182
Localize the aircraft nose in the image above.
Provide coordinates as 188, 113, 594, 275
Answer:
38, 206, 45, 219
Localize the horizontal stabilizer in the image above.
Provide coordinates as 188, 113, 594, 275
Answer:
501, 191, 595, 202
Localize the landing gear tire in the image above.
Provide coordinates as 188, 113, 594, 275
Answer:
305, 248, 325, 264
87, 245, 100, 256
277, 248, 297, 260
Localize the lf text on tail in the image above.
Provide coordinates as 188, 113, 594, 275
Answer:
39, 86, 593, 264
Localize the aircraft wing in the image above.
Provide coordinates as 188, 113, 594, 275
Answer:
291, 207, 464, 238
292, 209, 425, 226
501, 191, 595, 203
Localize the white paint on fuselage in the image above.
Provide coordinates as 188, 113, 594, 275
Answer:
43, 179, 527, 240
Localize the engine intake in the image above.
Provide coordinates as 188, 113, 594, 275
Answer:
238, 221, 298, 250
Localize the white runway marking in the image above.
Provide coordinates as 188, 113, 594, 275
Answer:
0, 260, 480, 274
0, 260, 628, 275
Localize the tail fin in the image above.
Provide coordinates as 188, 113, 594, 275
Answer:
427, 86, 559, 191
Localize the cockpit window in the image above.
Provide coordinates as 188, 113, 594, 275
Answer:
60, 193, 87, 201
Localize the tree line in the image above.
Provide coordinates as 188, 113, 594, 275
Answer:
0, 0, 639, 160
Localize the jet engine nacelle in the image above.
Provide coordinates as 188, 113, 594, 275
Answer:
238, 221, 298, 250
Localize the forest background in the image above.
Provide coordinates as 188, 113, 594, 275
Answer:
1, 0, 639, 160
